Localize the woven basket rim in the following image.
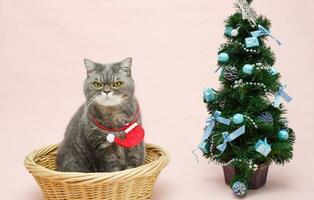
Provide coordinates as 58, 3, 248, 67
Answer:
24, 143, 170, 184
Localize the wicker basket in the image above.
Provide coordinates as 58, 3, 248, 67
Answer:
24, 143, 170, 200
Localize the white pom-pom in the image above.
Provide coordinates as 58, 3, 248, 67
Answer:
106, 134, 115, 143
231, 29, 239, 37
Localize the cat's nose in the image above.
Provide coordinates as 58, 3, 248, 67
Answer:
103, 90, 111, 94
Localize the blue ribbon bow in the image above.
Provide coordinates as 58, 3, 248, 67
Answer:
273, 86, 293, 108
204, 111, 231, 137
198, 111, 231, 153
251, 25, 282, 46
216, 125, 246, 153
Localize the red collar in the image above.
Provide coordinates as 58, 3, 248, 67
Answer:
92, 105, 140, 132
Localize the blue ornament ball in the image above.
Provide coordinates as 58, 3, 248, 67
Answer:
218, 52, 229, 63
278, 130, 289, 141
232, 114, 244, 124
232, 181, 247, 196
203, 88, 216, 103
242, 64, 254, 75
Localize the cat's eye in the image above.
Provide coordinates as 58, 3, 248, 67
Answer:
112, 81, 124, 88
92, 81, 103, 89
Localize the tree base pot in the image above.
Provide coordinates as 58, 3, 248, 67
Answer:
223, 163, 269, 189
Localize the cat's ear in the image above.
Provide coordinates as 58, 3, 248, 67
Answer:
119, 57, 132, 76
84, 58, 96, 75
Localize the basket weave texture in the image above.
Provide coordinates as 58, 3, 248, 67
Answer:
24, 143, 170, 200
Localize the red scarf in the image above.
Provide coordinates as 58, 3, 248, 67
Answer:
92, 106, 145, 148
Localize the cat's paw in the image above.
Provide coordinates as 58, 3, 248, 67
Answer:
98, 142, 111, 149
126, 165, 136, 170
108, 167, 121, 172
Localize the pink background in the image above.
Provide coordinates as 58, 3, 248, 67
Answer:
1, 0, 314, 199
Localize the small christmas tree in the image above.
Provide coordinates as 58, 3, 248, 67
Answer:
198, 0, 295, 196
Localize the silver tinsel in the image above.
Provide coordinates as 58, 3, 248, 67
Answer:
258, 112, 273, 123
232, 181, 247, 196
224, 66, 238, 82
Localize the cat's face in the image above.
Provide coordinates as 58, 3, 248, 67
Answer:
83, 58, 135, 107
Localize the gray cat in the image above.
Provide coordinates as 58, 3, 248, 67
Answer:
56, 57, 145, 172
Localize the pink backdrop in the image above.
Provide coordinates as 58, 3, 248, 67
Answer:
1, 0, 313, 199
